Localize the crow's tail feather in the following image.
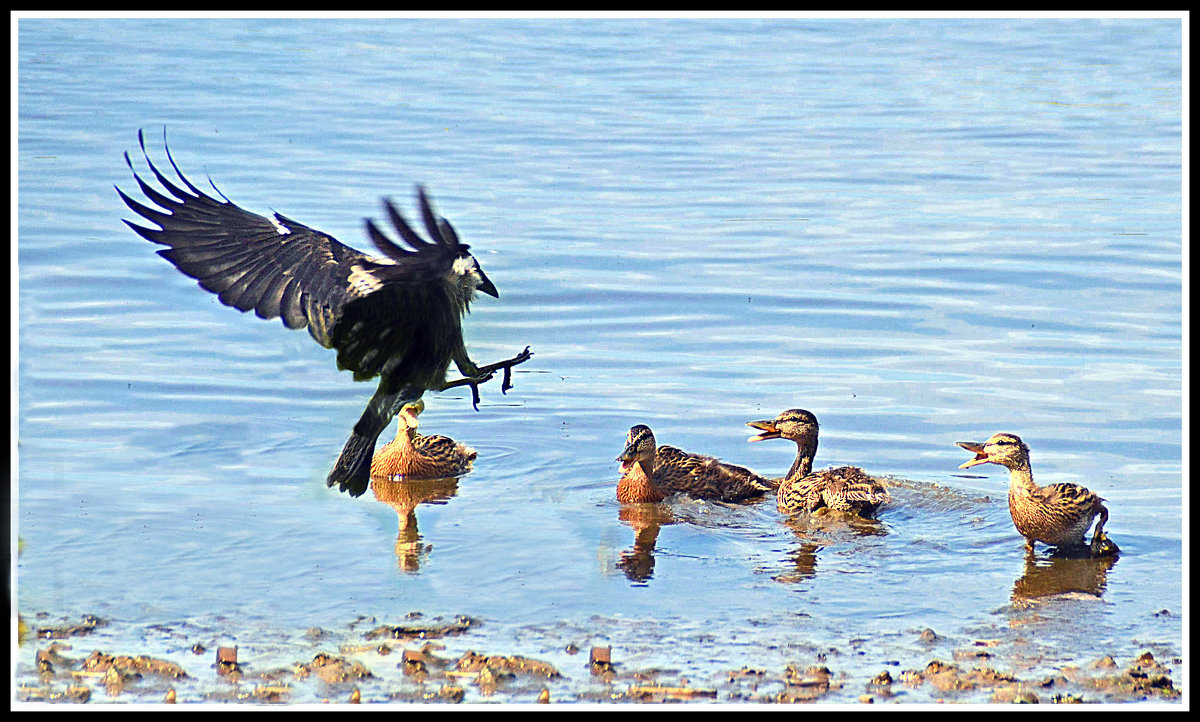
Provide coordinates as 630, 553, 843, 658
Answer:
328, 383, 423, 497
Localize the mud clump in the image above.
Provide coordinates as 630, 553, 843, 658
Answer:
34, 615, 106, 640
363, 616, 479, 642
293, 652, 375, 685
1085, 651, 1181, 701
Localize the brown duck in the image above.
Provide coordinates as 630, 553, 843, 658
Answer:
616, 424, 776, 503
747, 408, 890, 517
370, 399, 476, 480
957, 432, 1116, 555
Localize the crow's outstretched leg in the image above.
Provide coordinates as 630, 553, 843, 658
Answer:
328, 381, 424, 497
442, 346, 533, 409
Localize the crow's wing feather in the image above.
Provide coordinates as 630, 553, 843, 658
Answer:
117, 131, 404, 347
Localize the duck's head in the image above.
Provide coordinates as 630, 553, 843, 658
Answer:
747, 408, 820, 448
957, 432, 1030, 470
617, 424, 657, 472
399, 399, 427, 430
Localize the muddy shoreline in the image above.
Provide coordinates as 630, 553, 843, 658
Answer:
15, 611, 1183, 706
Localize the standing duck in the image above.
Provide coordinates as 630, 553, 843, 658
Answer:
616, 424, 776, 503
746, 409, 890, 517
957, 433, 1117, 556
370, 399, 477, 480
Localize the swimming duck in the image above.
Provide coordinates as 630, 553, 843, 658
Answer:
616, 424, 776, 503
370, 399, 477, 480
746, 408, 890, 517
957, 432, 1116, 556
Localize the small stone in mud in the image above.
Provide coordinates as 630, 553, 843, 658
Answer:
103, 666, 130, 696
428, 684, 464, 703
252, 684, 291, 703
65, 685, 92, 703
85, 650, 189, 679
870, 670, 893, 686
190, 643, 206, 655
457, 650, 562, 679
991, 685, 1039, 704
294, 653, 374, 685
538, 688, 551, 703
1038, 674, 1069, 689
400, 650, 431, 679
590, 646, 613, 673
1092, 655, 1118, 670
216, 646, 241, 677
349, 688, 361, 704
918, 628, 939, 643
164, 688, 177, 704
628, 684, 718, 702
35, 649, 55, 675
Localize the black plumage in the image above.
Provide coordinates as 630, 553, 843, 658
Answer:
117, 130, 531, 497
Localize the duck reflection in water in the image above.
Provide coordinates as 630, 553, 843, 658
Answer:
772, 510, 889, 585
366, 399, 477, 572
1011, 547, 1119, 602
371, 477, 461, 573
615, 503, 677, 583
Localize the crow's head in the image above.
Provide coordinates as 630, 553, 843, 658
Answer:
365, 186, 499, 307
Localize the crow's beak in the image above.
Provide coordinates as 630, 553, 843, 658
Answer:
477, 268, 499, 298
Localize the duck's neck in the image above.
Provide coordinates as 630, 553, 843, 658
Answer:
618, 461, 666, 503
786, 440, 817, 481
394, 425, 418, 454
1004, 461, 1038, 498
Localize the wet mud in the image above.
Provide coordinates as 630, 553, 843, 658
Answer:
15, 610, 1183, 705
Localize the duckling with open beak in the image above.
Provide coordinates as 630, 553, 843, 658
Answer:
747, 409, 889, 517
957, 433, 1116, 556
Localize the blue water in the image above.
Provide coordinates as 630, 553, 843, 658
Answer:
15, 17, 1184, 705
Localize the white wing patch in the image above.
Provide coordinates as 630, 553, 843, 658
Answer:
347, 264, 384, 297
269, 214, 291, 236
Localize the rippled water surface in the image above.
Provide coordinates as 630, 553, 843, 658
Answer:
15, 17, 1184, 705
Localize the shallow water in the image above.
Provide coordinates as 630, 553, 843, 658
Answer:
15, 17, 1184, 705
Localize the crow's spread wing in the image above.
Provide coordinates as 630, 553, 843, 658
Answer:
117, 130, 393, 349
120, 129, 485, 390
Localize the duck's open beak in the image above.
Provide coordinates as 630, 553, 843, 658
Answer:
956, 441, 990, 468
616, 443, 639, 469
746, 419, 781, 442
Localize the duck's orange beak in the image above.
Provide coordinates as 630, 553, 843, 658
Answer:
746, 419, 781, 442
956, 441, 991, 468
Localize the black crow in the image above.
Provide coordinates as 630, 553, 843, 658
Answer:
117, 130, 531, 497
